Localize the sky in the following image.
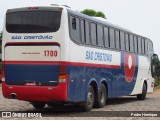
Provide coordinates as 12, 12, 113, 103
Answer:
0, 0, 160, 57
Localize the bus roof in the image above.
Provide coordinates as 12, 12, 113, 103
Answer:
6, 6, 63, 13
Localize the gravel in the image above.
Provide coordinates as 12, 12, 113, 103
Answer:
0, 85, 160, 120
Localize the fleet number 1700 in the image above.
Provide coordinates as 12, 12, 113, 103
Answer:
44, 50, 58, 57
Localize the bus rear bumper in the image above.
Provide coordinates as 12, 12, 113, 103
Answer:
2, 81, 68, 102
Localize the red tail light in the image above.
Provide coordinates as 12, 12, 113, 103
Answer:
59, 64, 67, 83
1, 61, 5, 79
59, 64, 67, 75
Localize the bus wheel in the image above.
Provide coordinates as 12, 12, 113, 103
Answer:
96, 84, 107, 108
31, 101, 46, 110
82, 85, 95, 111
137, 83, 147, 100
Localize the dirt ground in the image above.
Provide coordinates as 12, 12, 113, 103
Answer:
0, 85, 160, 120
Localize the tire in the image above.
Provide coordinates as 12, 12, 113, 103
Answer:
95, 84, 107, 108
137, 83, 147, 100
31, 101, 46, 110
82, 85, 95, 111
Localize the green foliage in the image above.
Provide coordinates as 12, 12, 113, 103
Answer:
95, 11, 106, 18
155, 65, 160, 77
81, 9, 96, 16
154, 77, 160, 88
155, 56, 160, 77
81, 9, 106, 19
154, 57, 160, 88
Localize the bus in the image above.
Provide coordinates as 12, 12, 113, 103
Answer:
1, 5, 158, 111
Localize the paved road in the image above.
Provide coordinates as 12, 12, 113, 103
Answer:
0, 85, 160, 119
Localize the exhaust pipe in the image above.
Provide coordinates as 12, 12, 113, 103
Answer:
10, 93, 17, 99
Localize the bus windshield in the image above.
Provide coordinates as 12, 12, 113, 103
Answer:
6, 11, 62, 33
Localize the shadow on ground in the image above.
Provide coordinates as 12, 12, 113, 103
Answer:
21, 96, 151, 117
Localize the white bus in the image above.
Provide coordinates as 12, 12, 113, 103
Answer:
1, 5, 158, 111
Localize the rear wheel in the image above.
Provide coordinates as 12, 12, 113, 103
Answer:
31, 101, 46, 110
137, 83, 147, 100
82, 85, 95, 111
95, 84, 107, 108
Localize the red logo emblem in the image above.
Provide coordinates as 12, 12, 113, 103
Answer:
124, 53, 136, 82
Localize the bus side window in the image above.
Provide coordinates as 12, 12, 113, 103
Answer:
72, 18, 76, 29
138, 37, 142, 54
84, 20, 90, 45
120, 31, 125, 51
109, 28, 115, 49
104, 27, 109, 48
97, 25, 104, 47
70, 16, 81, 43
80, 19, 85, 43
145, 39, 148, 55
141, 38, 145, 54
125, 33, 129, 52
148, 40, 153, 53
134, 36, 138, 53
115, 30, 120, 50
129, 34, 134, 52
90, 23, 97, 46
80, 19, 90, 45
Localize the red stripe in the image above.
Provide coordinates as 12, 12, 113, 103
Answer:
4, 61, 121, 68
69, 61, 121, 68
5, 61, 59, 65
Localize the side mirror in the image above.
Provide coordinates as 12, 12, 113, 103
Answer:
151, 54, 159, 77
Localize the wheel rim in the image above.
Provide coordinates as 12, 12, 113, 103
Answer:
100, 88, 105, 103
87, 89, 94, 106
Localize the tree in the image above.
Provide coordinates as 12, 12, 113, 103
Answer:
81, 9, 106, 19
155, 59, 160, 77
154, 57, 160, 87
155, 65, 160, 77
95, 11, 106, 18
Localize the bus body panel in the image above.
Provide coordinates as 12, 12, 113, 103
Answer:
67, 41, 139, 101
2, 79, 68, 101
2, 7, 71, 102
5, 44, 60, 86
131, 55, 154, 95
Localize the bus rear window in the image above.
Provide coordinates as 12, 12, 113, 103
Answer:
6, 11, 62, 33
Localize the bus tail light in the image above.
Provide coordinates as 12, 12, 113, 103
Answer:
59, 64, 67, 75
59, 75, 66, 83
1, 61, 5, 81
59, 64, 67, 83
